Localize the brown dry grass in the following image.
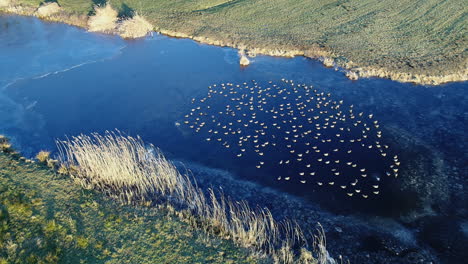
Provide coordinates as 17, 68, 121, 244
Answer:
118, 14, 153, 38
0, 135, 12, 152
87, 4, 118, 33
0, 0, 11, 8
36, 150, 50, 163
57, 131, 336, 263
239, 51, 250, 66
36, 2, 60, 17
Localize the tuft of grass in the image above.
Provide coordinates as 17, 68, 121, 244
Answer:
35, 2, 60, 17
0, 136, 12, 153
36, 151, 50, 163
322, 57, 334, 68
46, 158, 59, 169
0, 0, 9, 8
57, 131, 337, 263
87, 3, 118, 33
57, 164, 69, 174
0, 0, 10, 8
0, 144, 11, 153
239, 51, 250, 66
117, 13, 153, 38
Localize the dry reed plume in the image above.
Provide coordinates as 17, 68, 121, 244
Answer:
87, 4, 118, 33
36, 150, 50, 163
0, 0, 11, 8
88, 4, 153, 39
117, 14, 153, 39
57, 131, 337, 263
35, 2, 60, 17
239, 50, 251, 66
0, 135, 12, 152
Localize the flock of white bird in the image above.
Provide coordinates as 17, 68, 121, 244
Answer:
184, 80, 400, 198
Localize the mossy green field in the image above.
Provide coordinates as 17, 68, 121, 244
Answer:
0, 152, 254, 263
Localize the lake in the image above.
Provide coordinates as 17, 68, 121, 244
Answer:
1, 14, 467, 263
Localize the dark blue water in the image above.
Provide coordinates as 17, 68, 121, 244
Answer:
1, 14, 467, 262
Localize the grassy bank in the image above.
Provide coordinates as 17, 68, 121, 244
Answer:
1, 0, 466, 85
0, 143, 255, 263
55, 132, 334, 263
0, 133, 336, 263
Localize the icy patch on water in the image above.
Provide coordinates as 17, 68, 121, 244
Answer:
0, 15, 126, 89
0, 14, 126, 155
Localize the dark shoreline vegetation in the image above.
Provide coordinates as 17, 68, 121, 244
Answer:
1, 0, 466, 85
0, 134, 337, 263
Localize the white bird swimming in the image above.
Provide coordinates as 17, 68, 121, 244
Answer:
186, 79, 397, 198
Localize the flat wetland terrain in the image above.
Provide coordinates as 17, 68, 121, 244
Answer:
3, 0, 466, 84
0, 1, 467, 263
0, 152, 254, 263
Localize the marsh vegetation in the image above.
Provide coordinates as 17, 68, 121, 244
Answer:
0, 137, 257, 263
57, 131, 336, 263
0, 4, 466, 263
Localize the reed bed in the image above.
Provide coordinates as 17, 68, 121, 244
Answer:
56, 131, 337, 263
35, 2, 61, 17
117, 14, 153, 38
87, 4, 118, 33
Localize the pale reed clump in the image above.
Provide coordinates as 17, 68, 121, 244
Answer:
0, 0, 11, 8
57, 132, 180, 203
36, 150, 51, 163
0, 135, 12, 152
239, 50, 251, 66
322, 57, 334, 68
118, 14, 153, 39
87, 4, 118, 33
57, 131, 336, 263
36, 2, 61, 17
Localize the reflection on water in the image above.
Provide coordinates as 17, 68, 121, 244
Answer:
0, 14, 467, 263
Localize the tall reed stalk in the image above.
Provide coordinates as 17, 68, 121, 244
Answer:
57, 131, 337, 264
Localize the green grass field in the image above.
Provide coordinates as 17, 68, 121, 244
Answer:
0, 151, 255, 263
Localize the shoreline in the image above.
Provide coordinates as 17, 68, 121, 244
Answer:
1, 4, 467, 85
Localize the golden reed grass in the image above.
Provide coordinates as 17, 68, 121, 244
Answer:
35, 2, 60, 18
87, 4, 118, 33
56, 131, 337, 263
